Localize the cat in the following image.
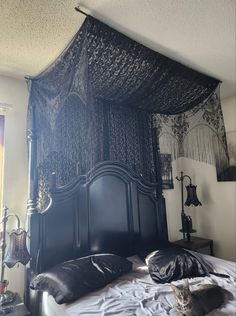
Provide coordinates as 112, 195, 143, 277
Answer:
171, 279, 232, 316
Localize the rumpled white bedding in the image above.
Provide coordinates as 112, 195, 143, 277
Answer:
42, 253, 236, 316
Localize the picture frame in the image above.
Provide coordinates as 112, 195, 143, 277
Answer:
160, 153, 174, 189
217, 130, 236, 181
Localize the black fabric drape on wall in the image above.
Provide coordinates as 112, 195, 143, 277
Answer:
154, 87, 228, 171
27, 17, 226, 210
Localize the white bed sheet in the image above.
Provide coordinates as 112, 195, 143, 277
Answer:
42, 254, 236, 316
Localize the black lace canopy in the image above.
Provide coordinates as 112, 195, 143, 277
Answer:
27, 17, 227, 209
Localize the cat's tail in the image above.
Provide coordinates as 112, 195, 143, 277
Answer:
223, 288, 234, 302
209, 271, 230, 279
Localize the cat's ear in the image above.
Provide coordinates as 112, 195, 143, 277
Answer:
171, 283, 179, 293
183, 279, 189, 289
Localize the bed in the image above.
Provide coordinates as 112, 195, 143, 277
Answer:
25, 161, 236, 316
41, 254, 236, 316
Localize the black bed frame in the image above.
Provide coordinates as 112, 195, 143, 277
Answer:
25, 105, 168, 316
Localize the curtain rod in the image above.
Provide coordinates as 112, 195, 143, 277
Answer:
75, 5, 88, 17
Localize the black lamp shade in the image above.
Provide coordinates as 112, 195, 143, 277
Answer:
185, 184, 202, 207
4, 229, 31, 268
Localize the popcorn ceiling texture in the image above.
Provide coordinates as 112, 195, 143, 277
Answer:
0, 0, 235, 98
0, 0, 84, 77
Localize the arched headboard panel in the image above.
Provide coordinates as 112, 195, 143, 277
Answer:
29, 161, 168, 273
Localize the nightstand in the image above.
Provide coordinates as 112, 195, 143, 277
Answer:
173, 236, 214, 256
0, 293, 30, 316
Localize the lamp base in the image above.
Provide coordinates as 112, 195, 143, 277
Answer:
186, 232, 192, 242
179, 229, 196, 242
0, 290, 15, 305
0, 304, 14, 315
0, 291, 15, 315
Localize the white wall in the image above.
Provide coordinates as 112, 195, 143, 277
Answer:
164, 95, 236, 261
0, 75, 29, 297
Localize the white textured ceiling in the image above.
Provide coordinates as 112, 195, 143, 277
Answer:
0, 0, 235, 98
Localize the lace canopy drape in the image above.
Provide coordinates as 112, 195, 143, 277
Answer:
154, 88, 228, 171
27, 17, 227, 210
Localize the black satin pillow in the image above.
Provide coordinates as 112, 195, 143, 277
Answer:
136, 241, 170, 262
147, 246, 208, 284
30, 254, 132, 304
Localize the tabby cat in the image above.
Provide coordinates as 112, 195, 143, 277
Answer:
171, 279, 231, 316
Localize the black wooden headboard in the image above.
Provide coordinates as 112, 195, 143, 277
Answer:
26, 161, 168, 315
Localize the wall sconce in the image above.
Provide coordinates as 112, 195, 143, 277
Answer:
0, 206, 31, 313
176, 172, 202, 242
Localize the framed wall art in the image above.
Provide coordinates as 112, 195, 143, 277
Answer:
160, 154, 174, 189
216, 130, 236, 181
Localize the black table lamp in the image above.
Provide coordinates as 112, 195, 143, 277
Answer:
176, 172, 202, 242
0, 206, 31, 313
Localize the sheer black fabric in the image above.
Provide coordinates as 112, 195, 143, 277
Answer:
27, 16, 226, 210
